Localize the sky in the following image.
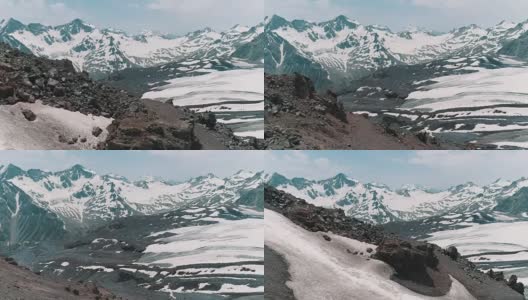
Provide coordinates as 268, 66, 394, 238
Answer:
2, 151, 528, 189
265, 0, 528, 32
0, 0, 264, 34
0, 151, 267, 182
268, 151, 528, 189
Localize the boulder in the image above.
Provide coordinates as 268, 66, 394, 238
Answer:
21, 109, 37, 121
92, 127, 103, 137
373, 239, 438, 286
444, 246, 460, 261
0, 85, 15, 99
508, 275, 525, 295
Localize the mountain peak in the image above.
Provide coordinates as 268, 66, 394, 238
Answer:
333, 173, 349, 180
333, 15, 355, 24
56, 164, 95, 181
1, 18, 26, 33
70, 164, 89, 171
55, 18, 95, 34
266, 15, 290, 31
0, 163, 25, 180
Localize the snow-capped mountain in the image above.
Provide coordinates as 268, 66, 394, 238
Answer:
265, 14, 528, 88
0, 18, 264, 76
268, 173, 528, 224
0, 164, 265, 233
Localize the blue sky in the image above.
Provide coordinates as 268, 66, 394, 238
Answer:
267, 151, 528, 189
265, 0, 528, 32
2, 151, 528, 189
0, 0, 263, 34
0, 151, 266, 182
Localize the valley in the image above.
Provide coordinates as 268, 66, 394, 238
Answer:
265, 15, 528, 149
0, 164, 265, 299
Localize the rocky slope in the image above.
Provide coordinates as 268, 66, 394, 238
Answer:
0, 18, 264, 77
0, 256, 117, 300
0, 42, 259, 149
264, 73, 446, 149
265, 186, 524, 300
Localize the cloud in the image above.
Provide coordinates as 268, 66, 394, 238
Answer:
146, 0, 263, 21
0, 0, 79, 24
409, 0, 528, 25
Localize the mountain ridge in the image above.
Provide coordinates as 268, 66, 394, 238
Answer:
0, 17, 264, 77
265, 14, 528, 89
268, 172, 528, 224
0, 164, 266, 245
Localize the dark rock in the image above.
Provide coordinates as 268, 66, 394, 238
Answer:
53, 86, 66, 97
21, 109, 37, 121
58, 135, 67, 143
373, 239, 438, 287
487, 269, 505, 281
47, 78, 59, 87
322, 234, 331, 241
0, 85, 15, 99
508, 275, 525, 295
92, 127, 103, 137
444, 246, 460, 261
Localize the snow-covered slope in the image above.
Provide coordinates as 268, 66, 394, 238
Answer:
0, 18, 263, 76
0, 164, 265, 229
265, 209, 475, 300
268, 173, 528, 224
265, 15, 528, 88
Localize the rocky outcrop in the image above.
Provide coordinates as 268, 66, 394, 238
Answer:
374, 239, 441, 287
0, 42, 258, 149
487, 269, 525, 295
265, 73, 441, 150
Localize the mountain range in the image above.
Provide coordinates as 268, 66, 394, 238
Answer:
0, 164, 265, 245
265, 14, 528, 89
0, 18, 264, 77
268, 172, 528, 224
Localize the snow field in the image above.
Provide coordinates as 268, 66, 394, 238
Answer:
265, 209, 475, 300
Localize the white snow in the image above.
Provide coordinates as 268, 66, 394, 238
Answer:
8, 168, 263, 227
404, 67, 528, 112
6, 19, 263, 73
234, 130, 264, 139
138, 217, 263, 267
0, 101, 112, 150
142, 68, 264, 107
427, 222, 528, 255
265, 209, 475, 300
